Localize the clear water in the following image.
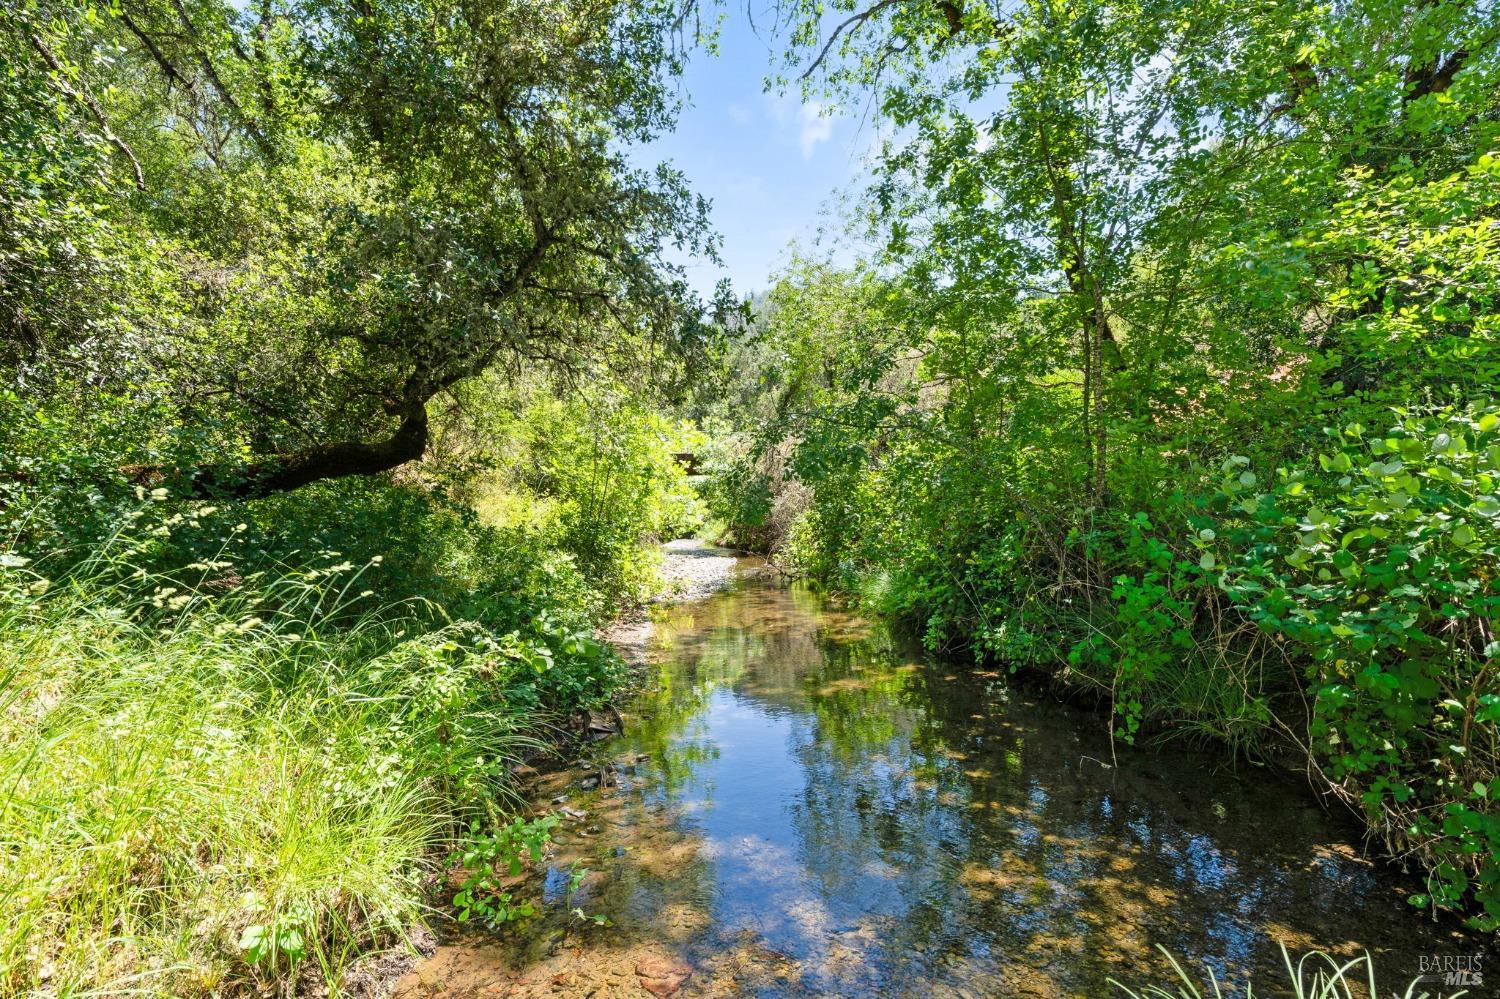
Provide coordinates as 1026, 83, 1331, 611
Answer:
397, 557, 1489, 998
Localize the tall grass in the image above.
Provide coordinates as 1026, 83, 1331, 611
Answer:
0, 543, 541, 996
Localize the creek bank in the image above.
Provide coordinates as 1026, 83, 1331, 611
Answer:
600, 539, 749, 667
333, 540, 745, 998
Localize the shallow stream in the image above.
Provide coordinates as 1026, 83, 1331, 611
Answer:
394, 553, 1486, 998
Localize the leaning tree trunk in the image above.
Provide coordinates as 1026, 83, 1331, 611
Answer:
123, 405, 431, 501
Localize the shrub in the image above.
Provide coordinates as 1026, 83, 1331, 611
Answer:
1203, 402, 1500, 929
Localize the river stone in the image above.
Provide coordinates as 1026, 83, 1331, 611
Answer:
586, 710, 619, 734
635, 955, 692, 997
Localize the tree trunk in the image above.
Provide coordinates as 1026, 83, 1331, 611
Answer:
125, 405, 430, 500
1036, 119, 1112, 507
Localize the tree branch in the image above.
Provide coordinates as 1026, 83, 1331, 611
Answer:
126, 404, 431, 500
120, 11, 202, 102
165, 0, 277, 159
25, 29, 146, 191
1403, 41, 1484, 104
799, 0, 902, 81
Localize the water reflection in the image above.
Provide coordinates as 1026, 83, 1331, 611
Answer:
398, 564, 1488, 999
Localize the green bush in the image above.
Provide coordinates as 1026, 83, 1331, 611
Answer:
455, 392, 706, 606
1204, 402, 1500, 928
524, 398, 705, 601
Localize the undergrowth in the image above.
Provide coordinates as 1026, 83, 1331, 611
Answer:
0, 491, 623, 995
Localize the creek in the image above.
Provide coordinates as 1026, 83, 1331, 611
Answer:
394, 550, 1486, 998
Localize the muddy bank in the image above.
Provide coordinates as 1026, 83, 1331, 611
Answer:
386, 559, 1492, 999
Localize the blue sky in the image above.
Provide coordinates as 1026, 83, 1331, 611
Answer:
638, 9, 879, 299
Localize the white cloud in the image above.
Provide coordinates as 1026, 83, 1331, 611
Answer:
798, 101, 835, 159
727, 102, 752, 125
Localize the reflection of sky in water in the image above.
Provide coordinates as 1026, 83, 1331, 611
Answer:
612, 575, 1488, 994
679, 688, 934, 986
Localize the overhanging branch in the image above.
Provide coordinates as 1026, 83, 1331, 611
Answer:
124, 405, 430, 500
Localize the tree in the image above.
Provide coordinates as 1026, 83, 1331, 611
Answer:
2, 0, 722, 498
769, 0, 1499, 491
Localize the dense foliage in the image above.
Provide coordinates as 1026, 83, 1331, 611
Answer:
1, 0, 711, 992
2, 0, 721, 498
701, 0, 1500, 930
4, 0, 1499, 988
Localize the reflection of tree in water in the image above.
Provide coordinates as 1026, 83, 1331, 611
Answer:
729, 584, 1471, 993
899, 663, 1368, 987
628, 657, 723, 801
779, 635, 1100, 992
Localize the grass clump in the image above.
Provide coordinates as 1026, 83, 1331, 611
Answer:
1111, 945, 1473, 999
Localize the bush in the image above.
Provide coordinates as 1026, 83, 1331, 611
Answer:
1204, 402, 1500, 929
455, 393, 706, 606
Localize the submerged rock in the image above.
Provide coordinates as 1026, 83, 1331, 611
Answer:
635, 954, 692, 997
